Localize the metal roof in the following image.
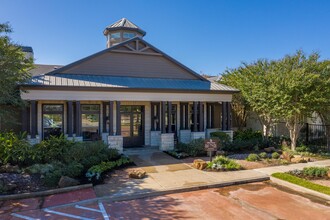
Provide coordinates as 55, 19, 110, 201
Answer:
104, 18, 146, 36
23, 74, 238, 92
30, 64, 63, 76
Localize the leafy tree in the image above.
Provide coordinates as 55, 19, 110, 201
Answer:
222, 60, 278, 139
0, 22, 33, 130
269, 51, 330, 150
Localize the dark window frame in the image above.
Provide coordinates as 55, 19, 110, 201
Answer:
42, 104, 64, 140
81, 104, 101, 141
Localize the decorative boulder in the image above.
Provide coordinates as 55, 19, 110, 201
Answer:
328, 170, 330, 178
281, 151, 294, 162
291, 156, 307, 163
58, 176, 80, 188
193, 159, 207, 170
128, 169, 146, 179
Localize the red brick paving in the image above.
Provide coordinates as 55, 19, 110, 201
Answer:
43, 187, 96, 207
1, 183, 330, 220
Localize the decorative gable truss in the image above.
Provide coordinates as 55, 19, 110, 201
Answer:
112, 39, 161, 56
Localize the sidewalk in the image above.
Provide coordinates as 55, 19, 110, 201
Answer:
94, 149, 330, 201
94, 148, 267, 199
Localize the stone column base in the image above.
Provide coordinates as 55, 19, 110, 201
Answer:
179, 130, 191, 143
27, 135, 41, 145
108, 135, 123, 153
160, 133, 174, 151
102, 133, 109, 144
67, 135, 83, 142
150, 131, 161, 147
191, 131, 205, 140
206, 128, 220, 138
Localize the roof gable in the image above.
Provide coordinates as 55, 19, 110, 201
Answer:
51, 37, 206, 81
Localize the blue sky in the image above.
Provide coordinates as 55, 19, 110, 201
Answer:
1, 0, 329, 76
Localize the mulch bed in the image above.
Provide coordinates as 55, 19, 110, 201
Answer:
0, 173, 49, 195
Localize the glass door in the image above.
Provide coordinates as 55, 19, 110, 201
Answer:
120, 106, 144, 147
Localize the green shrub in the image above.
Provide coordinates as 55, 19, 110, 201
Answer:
303, 167, 329, 178
43, 161, 65, 187
0, 132, 35, 166
223, 138, 259, 152
64, 141, 119, 168
271, 152, 280, 159
246, 154, 260, 162
272, 172, 330, 196
25, 163, 55, 175
210, 132, 230, 148
208, 156, 241, 170
86, 156, 132, 180
234, 129, 262, 141
179, 138, 206, 157
34, 135, 75, 163
63, 161, 84, 178
259, 152, 268, 159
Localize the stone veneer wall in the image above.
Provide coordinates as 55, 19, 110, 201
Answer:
191, 131, 205, 140
160, 133, 174, 151
150, 131, 161, 146
179, 130, 191, 143
27, 135, 41, 145
108, 135, 123, 153
102, 133, 108, 144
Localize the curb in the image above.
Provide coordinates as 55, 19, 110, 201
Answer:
45, 176, 270, 209
0, 184, 93, 201
270, 176, 330, 201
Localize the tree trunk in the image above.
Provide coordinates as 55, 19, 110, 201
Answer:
286, 116, 304, 151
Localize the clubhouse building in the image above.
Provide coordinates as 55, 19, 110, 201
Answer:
20, 18, 238, 152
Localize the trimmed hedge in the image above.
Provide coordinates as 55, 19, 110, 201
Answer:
271, 172, 330, 196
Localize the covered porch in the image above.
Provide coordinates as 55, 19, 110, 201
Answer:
21, 97, 233, 152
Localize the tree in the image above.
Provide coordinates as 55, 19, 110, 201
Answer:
0, 22, 33, 130
271, 51, 330, 150
221, 60, 278, 139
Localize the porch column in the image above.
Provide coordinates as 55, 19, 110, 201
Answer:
227, 102, 232, 130
185, 103, 189, 129
102, 102, 107, 133
206, 103, 210, 129
151, 102, 155, 131
193, 101, 198, 132
211, 104, 215, 128
199, 102, 204, 132
67, 101, 73, 137
22, 103, 30, 134
109, 101, 114, 135
161, 101, 166, 133
156, 102, 161, 131
222, 102, 228, 130
116, 101, 121, 135
180, 103, 184, 130
30, 100, 37, 138
75, 101, 81, 136
168, 101, 172, 133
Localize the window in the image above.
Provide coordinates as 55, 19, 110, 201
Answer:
166, 104, 177, 132
123, 32, 136, 39
42, 104, 63, 139
110, 32, 120, 39
81, 104, 100, 141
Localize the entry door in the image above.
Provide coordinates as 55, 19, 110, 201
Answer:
121, 106, 144, 147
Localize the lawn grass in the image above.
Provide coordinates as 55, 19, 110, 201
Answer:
272, 172, 330, 196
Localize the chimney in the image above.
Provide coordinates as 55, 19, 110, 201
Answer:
20, 46, 34, 60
